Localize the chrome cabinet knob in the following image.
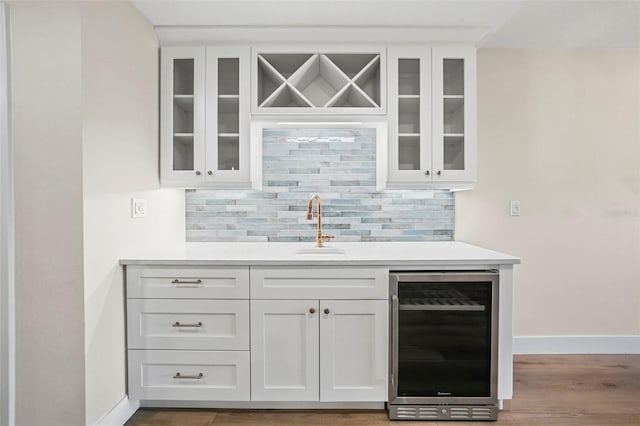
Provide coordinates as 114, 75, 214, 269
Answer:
425, 170, 430, 176
437, 170, 442, 176
324, 308, 330, 315
207, 170, 213, 176
309, 308, 315, 314
195, 170, 201, 176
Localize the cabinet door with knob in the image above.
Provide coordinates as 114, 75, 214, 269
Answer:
160, 46, 207, 185
320, 300, 388, 401
250, 299, 320, 401
432, 46, 477, 184
205, 46, 250, 186
387, 47, 432, 184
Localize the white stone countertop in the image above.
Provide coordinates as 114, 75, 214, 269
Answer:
120, 241, 520, 267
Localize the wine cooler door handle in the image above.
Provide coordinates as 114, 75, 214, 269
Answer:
390, 294, 400, 402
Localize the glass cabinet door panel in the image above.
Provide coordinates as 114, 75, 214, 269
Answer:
397, 58, 421, 170
398, 136, 421, 170
398, 97, 420, 134
173, 58, 194, 95
443, 97, 464, 134
218, 58, 239, 95
398, 59, 420, 96
172, 58, 195, 172
217, 58, 240, 171
173, 137, 194, 171
443, 59, 464, 96
442, 58, 465, 171
443, 136, 465, 170
218, 136, 240, 171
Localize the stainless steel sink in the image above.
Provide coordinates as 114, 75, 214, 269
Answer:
293, 247, 347, 256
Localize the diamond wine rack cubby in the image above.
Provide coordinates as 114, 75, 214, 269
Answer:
253, 51, 385, 114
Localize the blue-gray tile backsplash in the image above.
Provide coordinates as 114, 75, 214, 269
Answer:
186, 128, 454, 242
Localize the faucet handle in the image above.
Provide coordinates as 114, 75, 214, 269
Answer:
321, 234, 334, 242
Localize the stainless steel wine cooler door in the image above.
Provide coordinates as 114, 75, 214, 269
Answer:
389, 271, 499, 413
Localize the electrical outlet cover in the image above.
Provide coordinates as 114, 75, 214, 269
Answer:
510, 200, 520, 217
132, 198, 147, 218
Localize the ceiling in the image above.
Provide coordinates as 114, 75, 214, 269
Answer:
132, 0, 640, 47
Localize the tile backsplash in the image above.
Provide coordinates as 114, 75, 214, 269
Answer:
186, 128, 454, 242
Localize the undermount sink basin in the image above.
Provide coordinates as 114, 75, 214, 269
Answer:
293, 247, 347, 256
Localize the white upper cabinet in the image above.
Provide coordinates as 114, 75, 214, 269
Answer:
161, 46, 250, 188
386, 46, 477, 190
159, 44, 477, 190
251, 47, 386, 115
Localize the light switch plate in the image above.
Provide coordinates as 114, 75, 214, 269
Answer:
510, 200, 521, 217
131, 198, 147, 218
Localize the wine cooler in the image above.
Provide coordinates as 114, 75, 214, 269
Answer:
388, 271, 499, 421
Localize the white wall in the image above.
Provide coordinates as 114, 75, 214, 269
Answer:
81, 2, 184, 425
10, 1, 184, 424
456, 49, 640, 338
0, 3, 13, 426
10, 2, 86, 424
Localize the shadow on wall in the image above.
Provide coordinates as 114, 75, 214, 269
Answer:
186, 128, 454, 242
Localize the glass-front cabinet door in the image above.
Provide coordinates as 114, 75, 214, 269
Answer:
160, 46, 250, 188
205, 46, 250, 185
387, 47, 432, 184
160, 46, 206, 184
432, 47, 476, 183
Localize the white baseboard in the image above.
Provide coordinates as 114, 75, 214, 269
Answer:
513, 335, 640, 355
96, 396, 139, 426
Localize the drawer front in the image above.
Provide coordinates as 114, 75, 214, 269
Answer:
250, 267, 389, 300
128, 350, 250, 401
127, 299, 249, 350
126, 266, 249, 299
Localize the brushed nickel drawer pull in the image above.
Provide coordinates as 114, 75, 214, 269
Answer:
171, 279, 202, 285
172, 321, 203, 328
173, 372, 203, 379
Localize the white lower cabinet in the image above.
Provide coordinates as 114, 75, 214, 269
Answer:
126, 265, 388, 405
126, 265, 251, 402
251, 298, 388, 402
129, 350, 250, 401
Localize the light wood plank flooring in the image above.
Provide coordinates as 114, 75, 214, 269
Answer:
125, 354, 640, 425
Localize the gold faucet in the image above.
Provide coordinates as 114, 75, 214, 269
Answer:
306, 194, 334, 248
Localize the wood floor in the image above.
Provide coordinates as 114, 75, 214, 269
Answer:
125, 354, 640, 426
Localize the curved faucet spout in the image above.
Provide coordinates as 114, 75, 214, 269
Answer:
307, 194, 321, 220
306, 194, 333, 248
